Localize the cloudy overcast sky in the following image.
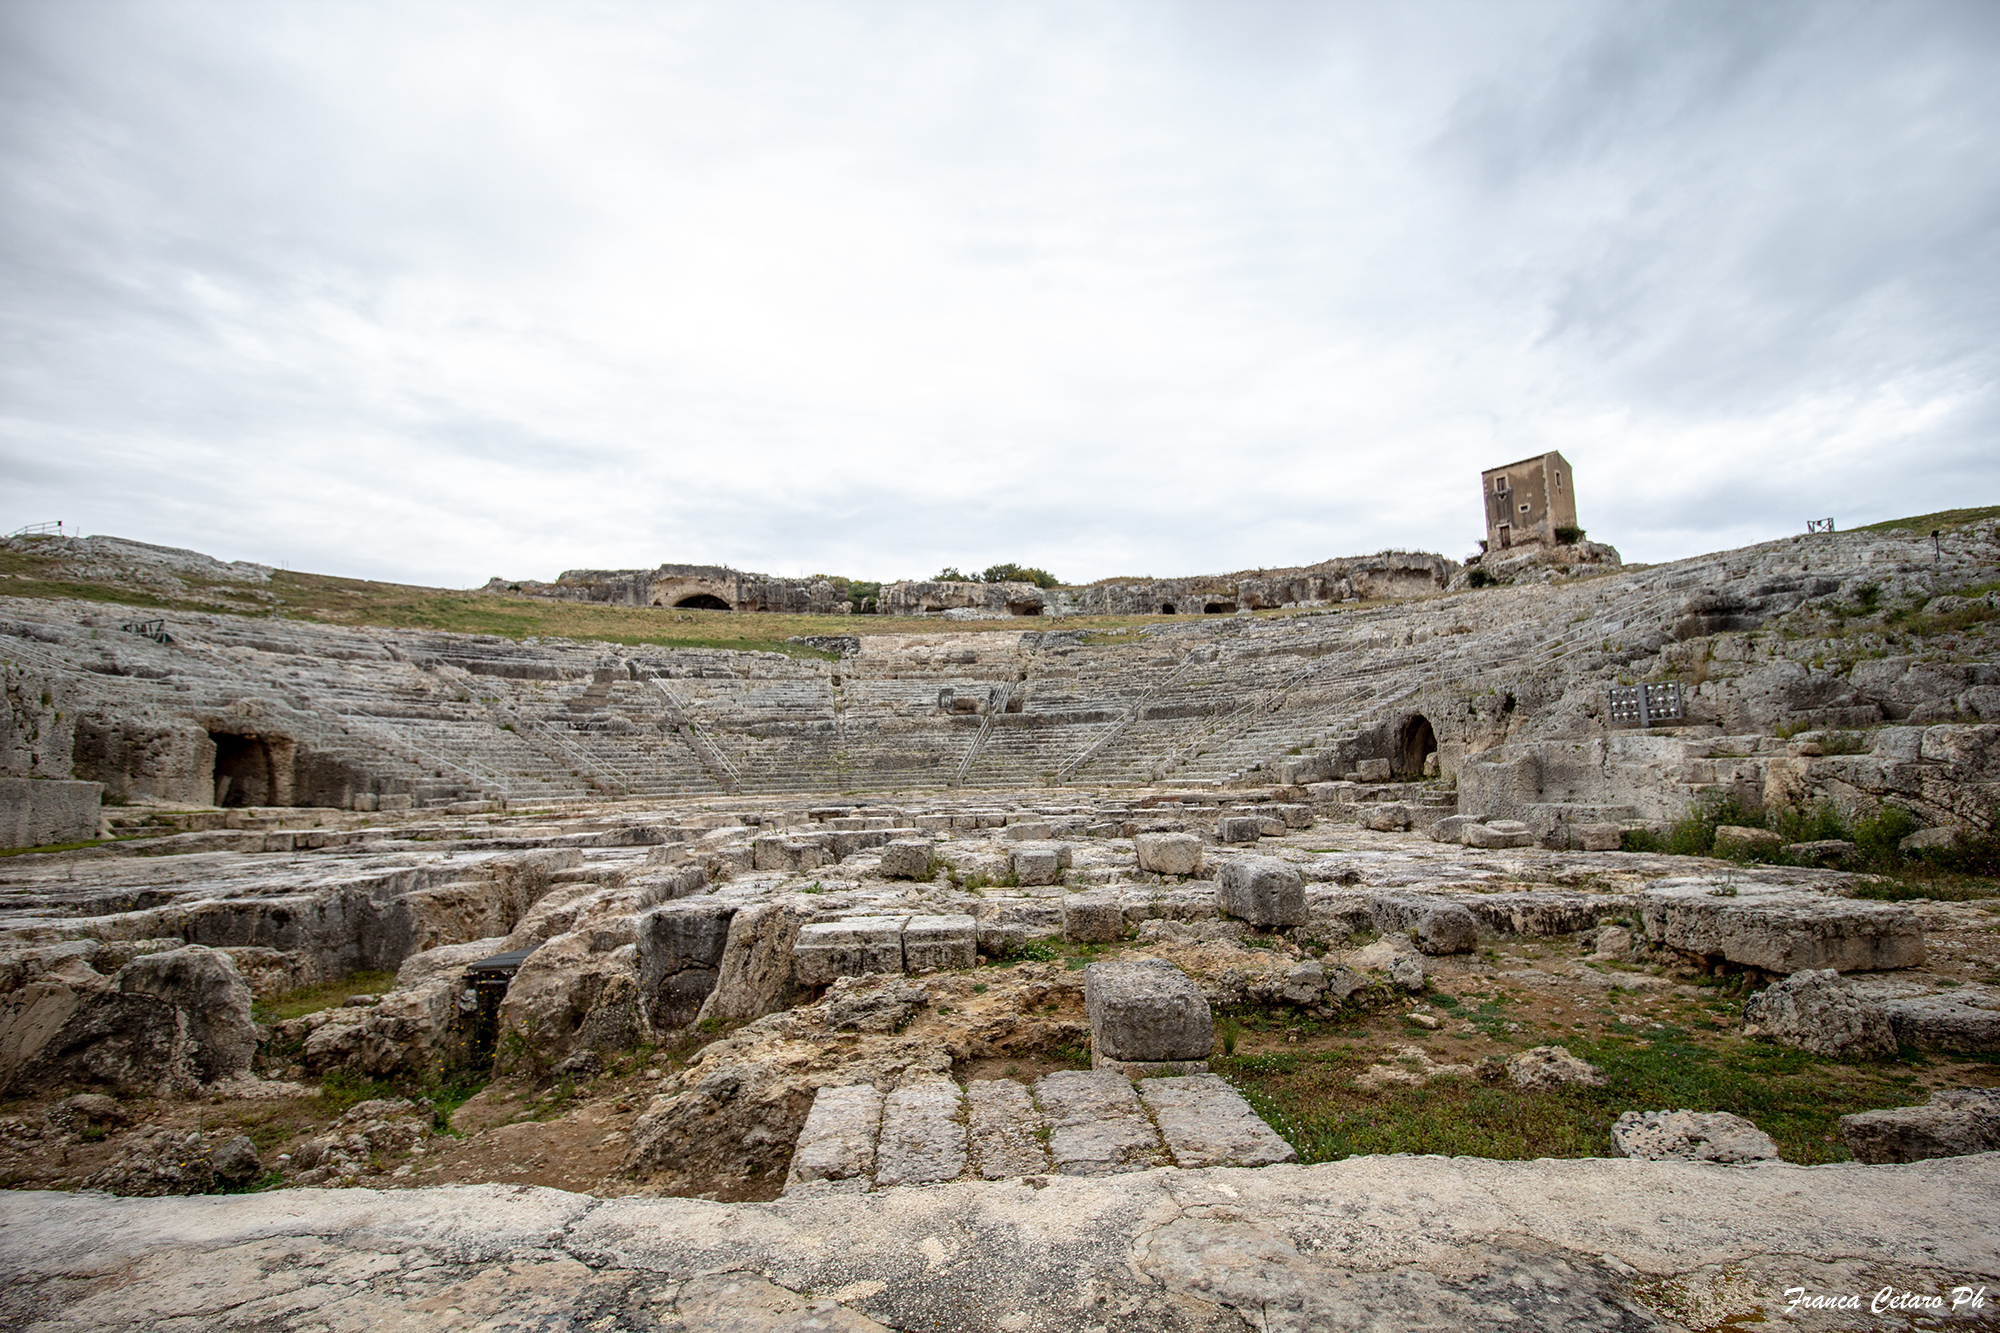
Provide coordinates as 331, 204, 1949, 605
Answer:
2, 1, 1995, 588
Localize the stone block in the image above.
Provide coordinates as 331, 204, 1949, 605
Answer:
975, 923, 1026, 958
1840, 1089, 2000, 1163
1304, 889, 1375, 939
1877, 987, 2000, 1051
1085, 958, 1213, 1063
1216, 857, 1306, 928
1304, 781, 1359, 806
1354, 759, 1393, 783
966, 1078, 1050, 1178
1137, 1074, 1296, 1169
1359, 803, 1412, 832
1135, 832, 1202, 876
1033, 1070, 1166, 1176
791, 918, 906, 986
1640, 883, 1924, 973
1742, 969, 1896, 1057
1062, 895, 1126, 944
1216, 816, 1262, 844
1574, 823, 1624, 851
1370, 893, 1478, 955
1003, 821, 1053, 841
912, 814, 952, 833
1011, 847, 1062, 886
0, 778, 102, 850
1427, 815, 1475, 843
1713, 825, 1782, 856
902, 914, 976, 973
1267, 803, 1314, 830
1280, 960, 1325, 1006
1789, 839, 1857, 866
1463, 819, 1534, 849
872, 1081, 966, 1187
1612, 1110, 1780, 1164
752, 835, 833, 873
878, 839, 935, 881
783, 1084, 884, 1192
1506, 1045, 1606, 1091
1899, 826, 1962, 854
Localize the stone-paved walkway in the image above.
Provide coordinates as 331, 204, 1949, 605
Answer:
783, 1071, 1293, 1194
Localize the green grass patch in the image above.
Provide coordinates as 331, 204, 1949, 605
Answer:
1217, 1026, 1926, 1165
0, 838, 109, 858
253, 970, 398, 1025
1855, 505, 2000, 535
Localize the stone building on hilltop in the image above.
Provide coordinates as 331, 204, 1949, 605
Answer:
1482, 451, 1577, 550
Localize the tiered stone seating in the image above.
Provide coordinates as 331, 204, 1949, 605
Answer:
6, 526, 1971, 804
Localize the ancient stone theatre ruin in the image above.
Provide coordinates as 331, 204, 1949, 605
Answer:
0, 509, 1996, 1330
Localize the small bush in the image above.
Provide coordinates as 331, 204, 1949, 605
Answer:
1554, 525, 1586, 545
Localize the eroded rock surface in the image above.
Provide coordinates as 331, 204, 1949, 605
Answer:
5, 1155, 1998, 1331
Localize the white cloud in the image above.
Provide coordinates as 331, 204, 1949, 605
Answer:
2, 0, 1994, 586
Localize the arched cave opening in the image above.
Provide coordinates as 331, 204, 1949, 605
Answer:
1396, 714, 1438, 781
1160, 604, 1176, 614
1203, 601, 1236, 615
674, 594, 732, 611
210, 732, 278, 807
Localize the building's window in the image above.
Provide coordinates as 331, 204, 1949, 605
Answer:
1520, 503, 1530, 513
1555, 472, 1563, 488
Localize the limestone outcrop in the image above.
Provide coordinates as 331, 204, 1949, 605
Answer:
6, 1154, 1997, 1330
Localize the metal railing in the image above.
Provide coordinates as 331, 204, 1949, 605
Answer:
635, 666, 743, 790
950, 678, 1014, 787
1053, 649, 1203, 784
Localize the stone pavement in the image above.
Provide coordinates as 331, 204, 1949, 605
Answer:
785, 1071, 1292, 1194
4, 1153, 1997, 1330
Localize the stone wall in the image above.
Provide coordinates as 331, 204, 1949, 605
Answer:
487, 564, 856, 615
492, 551, 1461, 621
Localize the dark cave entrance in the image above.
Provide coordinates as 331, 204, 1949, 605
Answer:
674, 594, 733, 611
1395, 714, 1438, 781
1160, 604, 1176, 614
210, 732, 279, 807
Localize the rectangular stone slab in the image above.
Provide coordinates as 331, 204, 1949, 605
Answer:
1033, 1069, 1165, 1176
873, 1081, 967, 1188
901, 915, 976, 973
783, 1083, 884, 1193
792, 917, 907, 986
1640, 882, 1923, 972
1138, 1074, 1297, 1168
965, 1078, 1050, 1179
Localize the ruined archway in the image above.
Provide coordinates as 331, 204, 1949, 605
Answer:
1395, 714, 1437, 780
674, 594, 732, 611
210, 732, 279, 807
